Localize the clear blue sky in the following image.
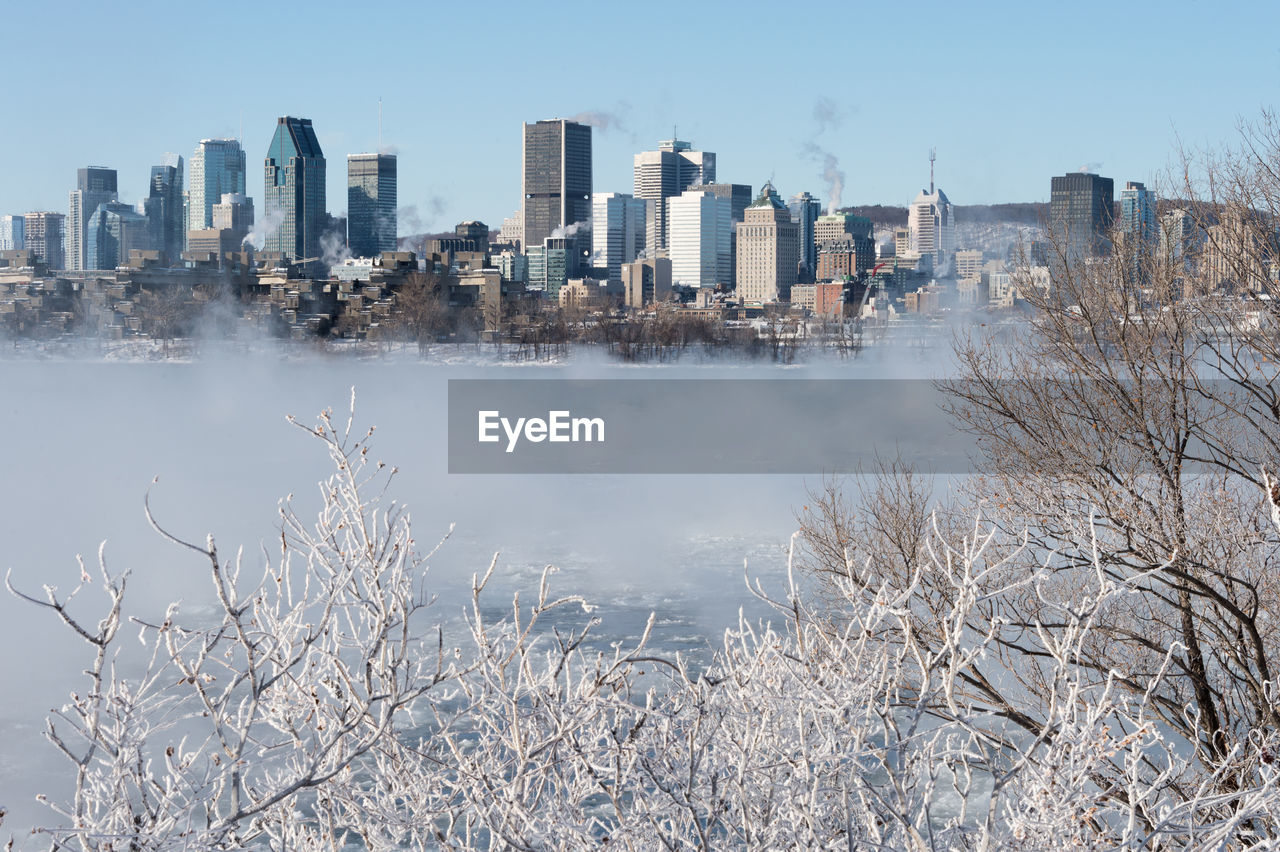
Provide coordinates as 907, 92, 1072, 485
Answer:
2, 0, 1277, 232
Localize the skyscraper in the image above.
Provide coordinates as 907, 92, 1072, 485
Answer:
189, 140, 246, 233
67, 167, 118, 271
0, 215, 24, 251
347, 153, 397, 258
633, 138, 715, 251
908, 188, 955, 273
788, 192, 821, 280
591, 192, 647, 283
24, 212, 65, 268
85, 201, 150, 270
145, 155, 184, 263
1050, 172, 1115, 260
737, 182, 799, 304
188, 139, 245, 234
667, 188, 732, 288
264, 117, 326, 263
522, 119, 593, 252
1119, 181, 1157, 251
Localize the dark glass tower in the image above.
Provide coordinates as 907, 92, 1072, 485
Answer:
522, 119, 592, 251
1050, 172, 1114, 260
264, 117, 326, 262
68, 167, 119, 270
146, 157, 184, 263
347, 153, 397, 257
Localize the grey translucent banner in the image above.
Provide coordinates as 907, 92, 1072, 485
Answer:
447, 379, 977, 474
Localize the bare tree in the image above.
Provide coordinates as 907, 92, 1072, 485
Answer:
11, 398, 1280, 849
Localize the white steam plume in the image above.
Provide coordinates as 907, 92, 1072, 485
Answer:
243, 205, 284, 250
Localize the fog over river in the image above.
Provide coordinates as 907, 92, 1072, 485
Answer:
0, 343, 952, 841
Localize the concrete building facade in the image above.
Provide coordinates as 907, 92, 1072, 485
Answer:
736, 181, 799, 304
633, 138, 714, 251
667, 188, 732, 288
24, 212, 65, 269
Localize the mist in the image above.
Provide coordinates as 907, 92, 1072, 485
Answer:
0, 344, 958, 840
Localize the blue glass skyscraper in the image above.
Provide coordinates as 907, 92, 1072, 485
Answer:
264, 117, 326, 262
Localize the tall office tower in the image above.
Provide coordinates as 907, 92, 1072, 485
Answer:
788, 192, 821, 279
908, 187, 955, 273
347, 153, 397, 257
667, 187, 732, 288
188, 139, 247, 233
145, 156, 184, 262
1119, 180, 1157, 254
523, 119, 592, 252
212, 193, 254, 245
684, 182, 750, 283
85, 201, 151, 269
0, 215, 23, 250
1050, 171, 1115, 260
67, 166, 119, 270
737, 182, 799, 303
24, 212, 65, 268
633, 138, 715, 251
591, 192, 647, 282
264, 117, 327, 262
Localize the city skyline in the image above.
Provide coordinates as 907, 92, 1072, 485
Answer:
0, 0, 1274, 233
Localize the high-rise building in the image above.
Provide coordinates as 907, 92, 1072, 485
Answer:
527, 237, 580, 298
67, 167, 118, 271
23, 212, 65, 268
0, 215, 23, 251
591, 192, 647, 282
85, 201, 151, 269
1159, 208, 1203, 269
683, 182, 750, 284
908, 187, 955, 273
347, 153, 397, 257
1050, 171, 1115, 260
188, 140, 246, 233
633, 138, 715, 251
1119, 180, 1157, 257
737, 181, 799, 304
212, 193, 254, 245
788, 192, 822, 280
145, 156, 184, 263
667, 188, 732, 288
264, 117, 327, 263
522, 119, 593, 252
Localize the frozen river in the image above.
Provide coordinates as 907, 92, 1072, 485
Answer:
0, 343, 951, 842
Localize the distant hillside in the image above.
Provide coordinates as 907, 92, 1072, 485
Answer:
840, 203, 1047, 228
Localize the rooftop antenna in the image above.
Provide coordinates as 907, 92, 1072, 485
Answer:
239, 111, 243, 144
378, 97, 383, 151
929, 147, 936, 195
